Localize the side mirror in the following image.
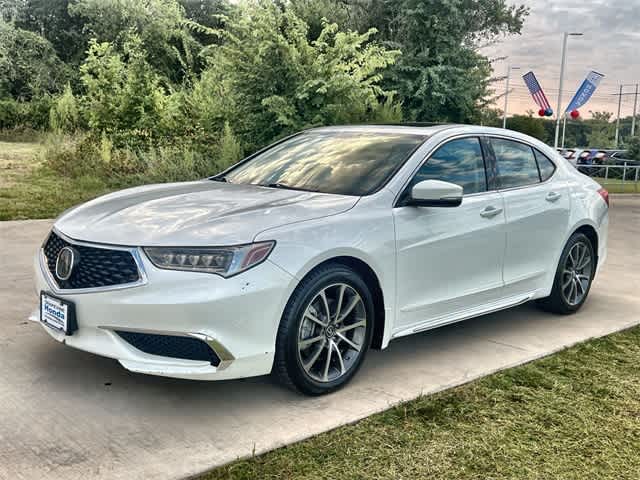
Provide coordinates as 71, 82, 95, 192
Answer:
405, 180, 463, 207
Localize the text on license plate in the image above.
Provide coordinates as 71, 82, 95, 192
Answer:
41, 294, 68, 333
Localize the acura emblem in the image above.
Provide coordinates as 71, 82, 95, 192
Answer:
55, 246, 78, 281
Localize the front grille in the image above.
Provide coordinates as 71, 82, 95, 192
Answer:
115, 331, 221, 366
43, 231, 140, 290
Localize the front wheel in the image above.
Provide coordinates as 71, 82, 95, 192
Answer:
273, 264, 374, 395
537, 232, 596, 314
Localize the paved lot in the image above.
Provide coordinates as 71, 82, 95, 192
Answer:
1, 196, 638, 480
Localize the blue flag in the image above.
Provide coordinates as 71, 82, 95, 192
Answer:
565, 71, 605, 113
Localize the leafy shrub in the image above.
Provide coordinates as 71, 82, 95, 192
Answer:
25, 96, 55, 129
0, 98, 21, 129
42, 130, 234, 181
217, 121, 243, 171
627, 136, 640, 161
0, 97, 53, 130
80, 37, 168, 143
49, 84, 80, 133
0, 126, 43, 142
42, 133, 103, 178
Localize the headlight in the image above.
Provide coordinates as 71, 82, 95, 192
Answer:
143, 241, 275, 277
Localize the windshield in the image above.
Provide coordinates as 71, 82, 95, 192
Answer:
220, 131, 426, 196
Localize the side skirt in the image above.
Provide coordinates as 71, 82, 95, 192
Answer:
391, 292, 537, 340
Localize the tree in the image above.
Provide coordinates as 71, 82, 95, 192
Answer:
506, 113, 545, 140
70, 0, 204, 84
12, 0, 86, 64
80, 37, 167, 137
586, 111, 615, 148
0, 19, 68, 100
289, 0, 350, 39
626, 136, 640, 161
177, 0, 230, 44
293, 0, 528, 123
201, 1, 401, 150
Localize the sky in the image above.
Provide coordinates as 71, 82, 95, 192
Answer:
483, 0, 640, 119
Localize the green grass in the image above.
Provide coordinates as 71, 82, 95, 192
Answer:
204, 327, 640, 480
594, 177, 640, 194
0, 140, 139, 220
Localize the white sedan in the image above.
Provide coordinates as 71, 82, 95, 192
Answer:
33, 125, 609, 395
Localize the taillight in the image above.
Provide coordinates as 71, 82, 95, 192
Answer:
598, 188, 609, 207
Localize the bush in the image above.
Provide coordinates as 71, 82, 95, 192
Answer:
217, 121, 243, 171
0, 126, 43, 142
26, 96, 55, 129
42, 130, 233, 181
626, 136, 640, 161
0, 97, 53, 130
0, 98, 21, 129
50, 84, 80, 133
80, 37, 168, 143
42, 133, 103, 177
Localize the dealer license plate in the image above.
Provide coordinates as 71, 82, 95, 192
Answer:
40, 292, 75, 335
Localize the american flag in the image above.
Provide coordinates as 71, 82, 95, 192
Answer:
522, 71, 552, 110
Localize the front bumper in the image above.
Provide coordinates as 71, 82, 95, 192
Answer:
32, 245, 295, 381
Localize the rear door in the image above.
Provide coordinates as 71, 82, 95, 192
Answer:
488, 137, 570, 296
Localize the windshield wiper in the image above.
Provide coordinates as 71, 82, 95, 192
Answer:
210, 175, 227, 182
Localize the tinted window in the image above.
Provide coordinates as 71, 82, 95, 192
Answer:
411, 137, 487, 195
534, 149, 556, 181
492, 138, 540, 189
222, 132, 425, 196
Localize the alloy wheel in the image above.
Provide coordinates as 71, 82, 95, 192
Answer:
297, 283, 367, 383
561, 241, 593, 306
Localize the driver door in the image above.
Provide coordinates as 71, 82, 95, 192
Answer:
393, 136, 506, 331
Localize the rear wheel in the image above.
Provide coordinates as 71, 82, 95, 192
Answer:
274, 264, 374, 395
536, 232, 595, 314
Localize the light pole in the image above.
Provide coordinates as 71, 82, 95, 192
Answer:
632, 83, 638, 137
554, 32, 583, 149
615, 84, 623, 148
502, 64, 520, 129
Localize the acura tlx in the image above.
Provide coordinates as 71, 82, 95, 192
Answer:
32, 125, 609, 395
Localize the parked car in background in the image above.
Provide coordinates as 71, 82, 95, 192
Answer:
32, 125, 609, 395
605, 151, 640, 166
560, 148, 584, 167
608, 150, 627, 160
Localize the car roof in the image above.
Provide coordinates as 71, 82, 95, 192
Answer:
304, 125, 561, 159
306, 124, 458, 137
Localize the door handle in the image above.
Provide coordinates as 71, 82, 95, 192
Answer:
546, 191, 562, 202
480, 206, 503, 218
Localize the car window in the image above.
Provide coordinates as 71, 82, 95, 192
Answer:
410, 137, 487, 195
492, 138, 540, 189
221, 132, 426, 196
534, 149, 556, 181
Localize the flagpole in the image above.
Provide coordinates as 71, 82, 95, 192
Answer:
554, 32, 583, 149
615, 84, 623, 148
561, 115, 567, 148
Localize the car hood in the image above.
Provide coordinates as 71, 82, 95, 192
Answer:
54, 180, 358, 246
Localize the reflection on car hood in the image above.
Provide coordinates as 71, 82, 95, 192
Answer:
54, 180, 358, 246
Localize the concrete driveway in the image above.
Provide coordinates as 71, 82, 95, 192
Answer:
1, 196, 638, 480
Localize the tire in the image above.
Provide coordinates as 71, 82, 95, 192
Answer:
536, 232, 596, 314
273, 263, 374, 395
